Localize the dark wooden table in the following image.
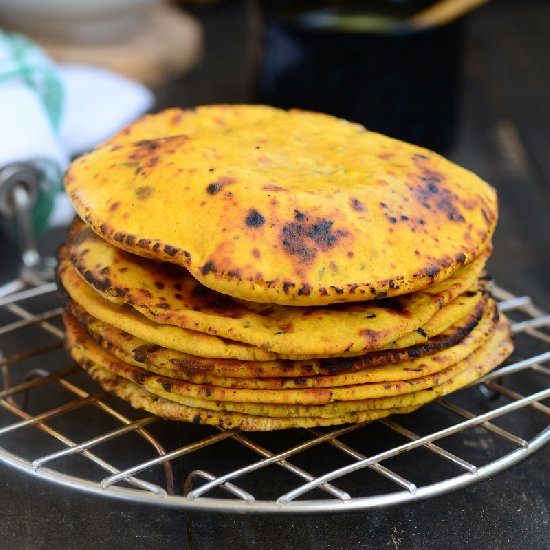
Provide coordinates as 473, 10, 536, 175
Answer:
0, 1, 548, 548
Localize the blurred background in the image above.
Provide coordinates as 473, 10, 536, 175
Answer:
0, 0, 549, 308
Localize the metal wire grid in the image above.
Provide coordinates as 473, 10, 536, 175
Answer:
0, 281, 548, 513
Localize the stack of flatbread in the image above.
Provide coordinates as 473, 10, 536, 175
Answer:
59, 105, 513, 430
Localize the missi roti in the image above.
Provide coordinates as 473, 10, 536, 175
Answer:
76, 319, 512, 422
67, 298, 495, 390
382, 285, 489, 350
66, 310, 509, 405
59, 247, 484, 360
69, 290, 487, 380
58, 251, 276, 361
66, 218, 487, 356
161, 317, 510, 418
84, 365, 419, 430
66, 105, 497, 306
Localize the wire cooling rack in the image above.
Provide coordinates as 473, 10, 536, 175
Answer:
0, 281, 548, 513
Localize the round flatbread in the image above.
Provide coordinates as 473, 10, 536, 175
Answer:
58, 247, 485, 359
65, 105, 497, 305
66, 310, 510, 405
58, 252, 277, 361
65, 299, 495, 390
381, 283, 487, 350
85, 365, 418, 430
75, 319, 512, 425
66, 218, 487, 356
70, 292, 488, 380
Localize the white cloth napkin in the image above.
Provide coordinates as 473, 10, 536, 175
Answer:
0, 32, 154, 229
0, 82, 68, 169
59, 64, 154, 157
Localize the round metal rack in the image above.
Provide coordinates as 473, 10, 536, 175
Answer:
0, 281, 548, 513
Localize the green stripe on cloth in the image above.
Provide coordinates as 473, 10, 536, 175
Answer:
0, 32, 64, 131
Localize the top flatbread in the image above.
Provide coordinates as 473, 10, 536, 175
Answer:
65, 105, 497, 305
